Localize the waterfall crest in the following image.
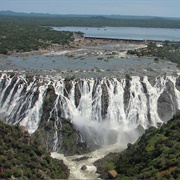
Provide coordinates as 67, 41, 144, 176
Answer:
0, 73, 179, 151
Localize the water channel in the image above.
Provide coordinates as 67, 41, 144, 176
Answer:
51, 144, 127, 179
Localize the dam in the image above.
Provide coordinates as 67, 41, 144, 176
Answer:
53, 26, 180, 42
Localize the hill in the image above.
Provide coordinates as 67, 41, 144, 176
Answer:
94, 114, 180, 179
0, 11, 180, 20
0, 120, 69, 179
0, 11, 180, 28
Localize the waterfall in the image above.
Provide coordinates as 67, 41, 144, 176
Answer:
0, 73, 180, 151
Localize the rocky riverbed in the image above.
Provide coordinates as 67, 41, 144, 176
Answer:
0, 39, 179, 78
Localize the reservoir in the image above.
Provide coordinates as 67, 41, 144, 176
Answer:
53, 26, 180, 41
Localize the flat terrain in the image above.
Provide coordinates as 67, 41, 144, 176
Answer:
0, 39, 179, 78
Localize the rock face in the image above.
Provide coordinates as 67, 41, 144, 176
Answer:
158, 90, 174, 122
73, 156, 91, 161
157, 77, 180, 122
31, 118, 90, 156
0, 73, 180, 155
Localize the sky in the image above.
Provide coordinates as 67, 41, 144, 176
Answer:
0, 0, 180, 18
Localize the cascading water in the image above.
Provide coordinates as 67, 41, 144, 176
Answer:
0, 73, 180, 152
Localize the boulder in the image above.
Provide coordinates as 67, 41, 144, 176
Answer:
108, 170, 118, 179
73, 156, 91, 161
81, 165, 87, 170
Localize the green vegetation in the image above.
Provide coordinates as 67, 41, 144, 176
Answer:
0, 120, 69, 179
0, 14, 180, 54
97, 57, 103, 60
127, 41, 180, 67
125, 74, 132, 80
1, 14, 180, 28
0, 16, 74, 54
94, 114, 180, 179
43, 86, 57, 113
64, 75, 76, 81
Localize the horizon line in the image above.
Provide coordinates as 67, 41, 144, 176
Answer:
0, 10, 180, 19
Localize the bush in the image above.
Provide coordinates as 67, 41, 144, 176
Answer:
0, 120, 69, 179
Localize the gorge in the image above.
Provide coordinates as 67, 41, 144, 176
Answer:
0, 37, 180, 178
0, 73, 179, 154
0, 11, 180, 179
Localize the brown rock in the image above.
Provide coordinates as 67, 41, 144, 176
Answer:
108, 170, 118, 179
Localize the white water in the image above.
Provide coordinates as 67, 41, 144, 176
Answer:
51, 143, 127, 179
0, 73, 180, 149
0, 73, 180, 179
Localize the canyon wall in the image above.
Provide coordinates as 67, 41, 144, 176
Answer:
0, 73, 179, 155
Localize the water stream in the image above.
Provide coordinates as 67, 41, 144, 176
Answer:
51, 143, 127, 179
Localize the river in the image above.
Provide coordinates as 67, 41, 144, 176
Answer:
0, 42, 178, 78
51, 144, 127, 179
1, 26, 180, 179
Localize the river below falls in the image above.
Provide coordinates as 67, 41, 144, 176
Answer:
51, 143, 127, 179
